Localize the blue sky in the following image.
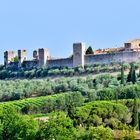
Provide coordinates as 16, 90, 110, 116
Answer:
0, 0, 140, 64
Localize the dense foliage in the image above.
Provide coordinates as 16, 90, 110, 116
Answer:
0, 100, 137, 140
74, 101, 131, 129
1, 70, 140, 102
0, 62, 140, 139
0, 106, 38, 140
0, 62, 132, 79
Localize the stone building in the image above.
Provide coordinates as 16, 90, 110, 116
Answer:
94, 47, 124, 54
4, 39, 140, 69
4, 51, 15, 65
124, 39, 140, 51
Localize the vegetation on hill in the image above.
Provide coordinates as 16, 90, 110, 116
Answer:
1, 64, 140, 102
1, 92, 84, 115
0, 99, 138, 140
0, 62, 135, 79
0, 62, 140, 139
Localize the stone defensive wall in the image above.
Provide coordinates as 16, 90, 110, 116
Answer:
22, 60, 38, 68
4, 41, 140, 69
85, 51, 140, 65
47, 58, 73, 68
47, 51, 140, 68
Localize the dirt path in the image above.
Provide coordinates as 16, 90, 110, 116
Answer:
35, 116, 49, 122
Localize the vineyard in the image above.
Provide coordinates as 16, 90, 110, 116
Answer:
0, 92, 84, 114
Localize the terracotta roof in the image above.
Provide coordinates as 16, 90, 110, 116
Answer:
128, 39, 140, 43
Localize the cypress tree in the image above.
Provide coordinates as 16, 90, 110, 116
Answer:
133, 98, 139, 130
121, 63, 125, 85
138, 69, 140, 77
127, 63, 136, 84
133, 67, 136, 84
67, 103, 75, 120
86, 46, 94, 54
115, 89, 118, 104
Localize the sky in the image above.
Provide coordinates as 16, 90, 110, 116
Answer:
0, 0, 140, 64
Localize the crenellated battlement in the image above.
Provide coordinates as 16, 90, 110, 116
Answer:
4, 39, 140, 69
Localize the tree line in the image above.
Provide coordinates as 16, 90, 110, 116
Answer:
0, 67, 140, 102
0, 61, 139, 79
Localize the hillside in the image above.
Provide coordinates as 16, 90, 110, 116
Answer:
0, 62, 136, 79
0, 62, 140, 139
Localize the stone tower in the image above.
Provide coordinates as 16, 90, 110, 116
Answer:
18, 50, 27, 63
38, 48, 49, 66
33, 50, 39, 60
4, 51, 15, 65
73, 42, 85, 67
